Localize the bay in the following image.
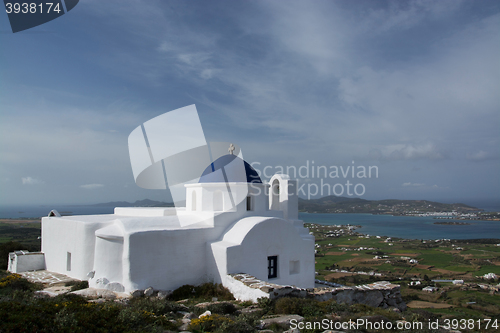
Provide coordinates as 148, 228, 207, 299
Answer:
1, 205, 499, 240
0, 205, 115, 218
299, 212, 500, 240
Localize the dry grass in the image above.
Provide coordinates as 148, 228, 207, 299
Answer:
407, 301, 454, 309
415, 264, 433, 270
0, 219, 40, 224
324, 272, 355, 279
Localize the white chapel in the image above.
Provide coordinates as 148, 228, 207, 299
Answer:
8, 106, 315, 299
35, 154, 314, 297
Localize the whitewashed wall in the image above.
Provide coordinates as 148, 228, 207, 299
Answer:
7, 252, 45, 273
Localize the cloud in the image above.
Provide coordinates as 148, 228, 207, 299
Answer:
80, 184, 104, 190
402, 183, 448, 191
402, 182, 425, 187
21, 177, 44, 185
1, 0, 498, 204
359, 0, 464, 33
466, 150, 498, 161
371, 143, 444, 161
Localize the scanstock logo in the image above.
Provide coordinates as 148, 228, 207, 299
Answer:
3, 0, 79, 33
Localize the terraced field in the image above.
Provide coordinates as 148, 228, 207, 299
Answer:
309, 223, 500, 280
309, 223, 500, 321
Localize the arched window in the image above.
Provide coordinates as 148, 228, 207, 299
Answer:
246, 196, 253, 211
192, 191, 197, 211
270, 179, 280, 210
213, 191, 223, 211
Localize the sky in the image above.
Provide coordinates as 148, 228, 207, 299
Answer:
0, 0, 499, 208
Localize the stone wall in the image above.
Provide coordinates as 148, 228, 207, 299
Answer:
227, 273, 406, 311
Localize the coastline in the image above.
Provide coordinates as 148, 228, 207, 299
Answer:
299, 212, 500, 241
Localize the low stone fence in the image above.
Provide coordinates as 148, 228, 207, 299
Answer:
227, 273, 406, 311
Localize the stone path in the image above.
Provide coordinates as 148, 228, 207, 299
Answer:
20, 270, 77, 285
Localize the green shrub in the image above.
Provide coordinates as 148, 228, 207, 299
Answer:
128, 297, 186, 315
66, 280, 89, 292
257, 297, 273, 313
405, 309, 438, 322
169, 284, 197, 300
54, 306, 79, 330
188, 314, 233, 332
274, 297, 325, 318
239, 300, 254, 307
169, 283, 234, 301
195, 282, 235, 301
349, 303, 372, 313
320, 299, 349, 314
274, 297, 302, 315
0, 273, 42, 297
214, 319, 256, 333
0, 290, 177, 333
117, 305, 177, 331
268, 322, 289, 332
233, 312, 260, 328
0, 242, 27, 270
205, 302, 237, 315
300, 299, 325, 318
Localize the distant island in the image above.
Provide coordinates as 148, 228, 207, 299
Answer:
298, 195, 480, 214
433, 221, 472, 225
87, 196, 499, 220
89, 199, 174, 207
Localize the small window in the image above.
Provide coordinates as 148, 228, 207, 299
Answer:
268, 255, 278, 279
246, 196, 253, 211
192, 191, 197, 211
213, 191, 223, 211
289, 260, 300, 275
66, 252, 72, 271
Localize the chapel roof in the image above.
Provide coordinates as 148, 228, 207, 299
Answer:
199, 154, 262, 184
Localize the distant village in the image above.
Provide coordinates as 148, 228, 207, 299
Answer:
308, 223, 500, 299
299, 196, 500, 220
402, 211, 499, 220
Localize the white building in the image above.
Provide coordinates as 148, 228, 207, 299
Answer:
13, 154, 315, 297
483, 273, 498, 280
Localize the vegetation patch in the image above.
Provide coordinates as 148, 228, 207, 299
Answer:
169, 282, 234, 302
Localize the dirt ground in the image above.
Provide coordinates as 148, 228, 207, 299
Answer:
431, 268, 465, 275
325, 252, 346, 256
324, 272, 356, 279
415, 264, 434, 270
390, 253, 419, 257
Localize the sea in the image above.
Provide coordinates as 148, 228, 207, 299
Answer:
298, 213, 500, 240
0, 205, 499, 241
0, 205, 116, 218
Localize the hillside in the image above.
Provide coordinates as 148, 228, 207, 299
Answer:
90, 199, 174, 207
298, 195, 480, 214
89, 197, 480, 215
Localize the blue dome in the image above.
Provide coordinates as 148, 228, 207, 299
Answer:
199, 154, 262, 184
